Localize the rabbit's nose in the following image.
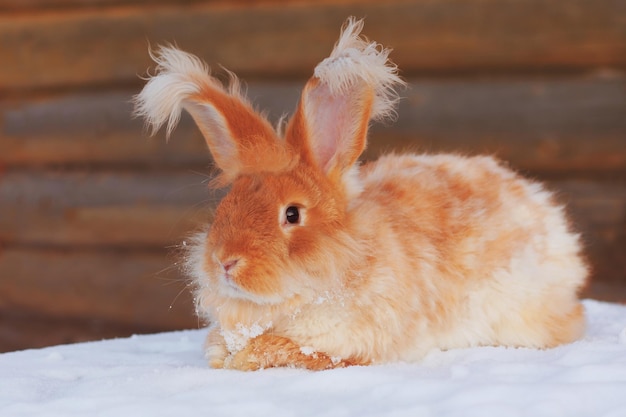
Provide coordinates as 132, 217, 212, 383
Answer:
222, 259, 239, 273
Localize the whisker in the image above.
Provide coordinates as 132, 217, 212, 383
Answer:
152, 262, 181, 278
168, 282, 192, 310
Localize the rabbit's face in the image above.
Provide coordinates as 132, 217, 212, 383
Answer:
134, 19, 403, 308
202, 164, 347, 304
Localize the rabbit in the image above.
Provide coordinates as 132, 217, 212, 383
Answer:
134, 17, 587, 371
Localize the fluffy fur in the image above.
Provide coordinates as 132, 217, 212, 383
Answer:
135, 18, 587, 371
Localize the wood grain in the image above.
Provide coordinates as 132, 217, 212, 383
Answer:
0, 248, 198, 329
0, 90, 219, 168
557, 180, 626, 290
1, 0, 625, 91
368, 76, 626, 175
0, 170, 220, 246
2, 76, 625, 174
0, 0, 359, 12
0, 0, 204, 11
0, 308, 185, 353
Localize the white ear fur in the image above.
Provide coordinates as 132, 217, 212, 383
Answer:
289, 17, 405, 174
134, 46, 286, 184
133, 46, 242, 178
313, 17, 405, 122
134, 46, 233, 138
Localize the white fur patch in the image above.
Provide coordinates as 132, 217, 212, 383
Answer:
343, 164, 365, 202
134, 47, 205, 137
299, 346, 316, 356
133, 46, 246, 138
221, 322, 271, 354
313, 17, 405, 121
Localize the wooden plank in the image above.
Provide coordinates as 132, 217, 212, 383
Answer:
0, 0, 339, 13
555, 180, 626, 292
0, 248, 198, 330
0, 89, 255, 168
0, 308, 182, 353
367, 76, 626, 175
2, 76, 625, 174
583, 282, 626, 305
0, 170, 220, 247
0, 0, 204, 11
1, 0, 625, 92
1, 169, 624, 285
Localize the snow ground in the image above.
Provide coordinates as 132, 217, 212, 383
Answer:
1, 299, 626, 417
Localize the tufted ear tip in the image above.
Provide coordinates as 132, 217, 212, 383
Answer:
134, 45, 288, 185
285, 18, 404, 176
313, 17, 405, 122
133, 45, 210, 138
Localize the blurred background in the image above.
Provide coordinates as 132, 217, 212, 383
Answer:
0, 0, 625, 352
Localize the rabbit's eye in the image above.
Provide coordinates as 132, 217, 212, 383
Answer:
285, 206, 300, 224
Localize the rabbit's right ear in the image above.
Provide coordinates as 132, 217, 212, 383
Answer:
134, 46, 288, 186
285, 18, 404, 180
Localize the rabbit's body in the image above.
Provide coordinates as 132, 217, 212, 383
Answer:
135, 18, 586, 370
193, 153, 585, 369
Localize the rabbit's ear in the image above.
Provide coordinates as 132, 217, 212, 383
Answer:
134, 46, 287, 185
285, 18, 404, 176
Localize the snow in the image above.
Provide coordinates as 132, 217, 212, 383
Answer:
222, 321, 270, 353
2, 300, 626, 417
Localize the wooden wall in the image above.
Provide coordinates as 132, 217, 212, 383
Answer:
1, 0, 625, 352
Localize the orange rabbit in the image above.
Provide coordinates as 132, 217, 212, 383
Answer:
134, 18, 587, 371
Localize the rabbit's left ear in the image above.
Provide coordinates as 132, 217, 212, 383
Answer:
134, 46, 289, 186
285, 18, 404, 177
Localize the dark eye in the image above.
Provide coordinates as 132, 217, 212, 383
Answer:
285, 206, 300, 224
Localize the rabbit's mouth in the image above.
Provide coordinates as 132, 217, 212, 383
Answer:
217, 271, 294, 305
220, 273, 248, 298
219, 273, 271, 304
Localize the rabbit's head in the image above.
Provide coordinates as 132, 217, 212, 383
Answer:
134, 18, 404, 305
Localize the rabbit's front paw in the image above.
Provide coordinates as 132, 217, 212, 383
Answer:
224, 334, 362, 371
225, 344, 264, 371
204, 326, 229, 369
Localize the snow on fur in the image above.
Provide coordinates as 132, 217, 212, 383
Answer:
313, 18, 405, 121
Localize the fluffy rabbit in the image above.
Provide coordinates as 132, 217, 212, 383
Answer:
134, 18, 587, 371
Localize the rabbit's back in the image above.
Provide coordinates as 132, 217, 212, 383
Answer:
359, 153, 583, 282
349, 153, 587, 359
